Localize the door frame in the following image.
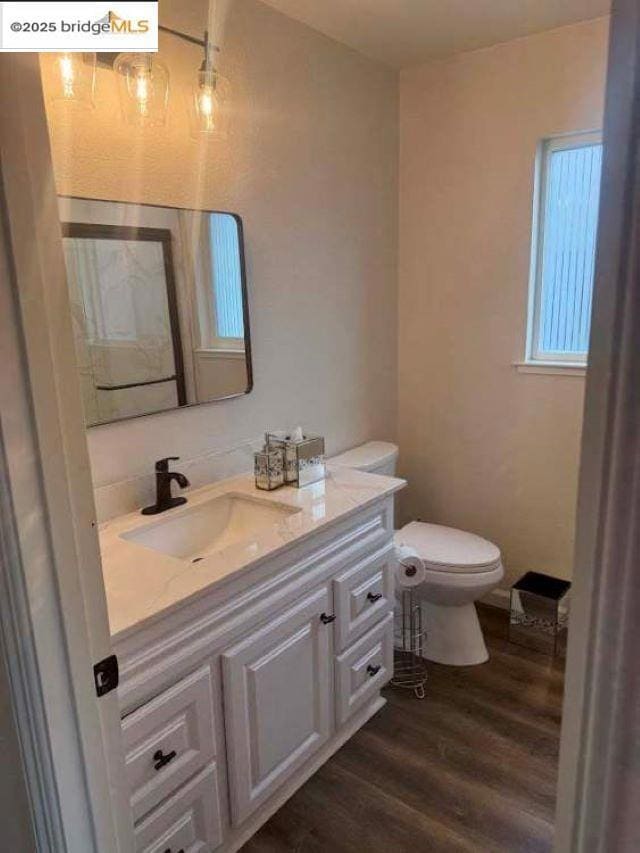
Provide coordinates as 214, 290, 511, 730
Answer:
0, 53, 133, 851
555, 0, 640, 849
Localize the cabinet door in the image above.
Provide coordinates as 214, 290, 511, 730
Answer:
222, 585, 333, 825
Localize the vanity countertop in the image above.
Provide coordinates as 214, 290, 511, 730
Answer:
100, 468, 406, 640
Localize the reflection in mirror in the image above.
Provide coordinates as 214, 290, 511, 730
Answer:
59, 197, 252, 427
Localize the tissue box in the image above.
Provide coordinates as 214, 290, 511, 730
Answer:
265, 432, 287, 453
254, 447, 284, 491
284, 435, 325, 487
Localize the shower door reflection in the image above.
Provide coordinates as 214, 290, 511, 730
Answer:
62, 223, 186, 426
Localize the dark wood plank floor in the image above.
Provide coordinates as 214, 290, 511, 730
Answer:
242, 605, 565, 853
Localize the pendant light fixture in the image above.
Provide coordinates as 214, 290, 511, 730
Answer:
50, 52, 96, 108
113, 52, 170, 128
48, 0, 232, 135
190, 31, 230, 139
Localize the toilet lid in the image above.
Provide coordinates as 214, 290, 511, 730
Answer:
395, 522, 502, 574
329, 441, 398, 473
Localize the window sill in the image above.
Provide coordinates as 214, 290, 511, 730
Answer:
195, 348, 246, 361
513, 361, 587, 377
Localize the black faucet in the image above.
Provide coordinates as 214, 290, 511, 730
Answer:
141, 457, 190, 515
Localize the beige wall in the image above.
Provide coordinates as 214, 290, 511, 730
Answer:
398, 18, 609, 584
42, 0, 398, 510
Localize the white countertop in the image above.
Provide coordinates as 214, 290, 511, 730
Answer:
100, 468, 405, 640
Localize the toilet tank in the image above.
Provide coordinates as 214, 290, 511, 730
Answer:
329, 441, 399, 477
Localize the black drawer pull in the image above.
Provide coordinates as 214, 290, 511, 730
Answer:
164, 849, 184, 853
367, 592, 383, 603
153, 749, 177, 771
320, 612, 336, 625
367, 664, 381, 677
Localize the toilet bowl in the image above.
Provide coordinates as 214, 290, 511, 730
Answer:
395, 522, 503, 665
330, 441, 503, 666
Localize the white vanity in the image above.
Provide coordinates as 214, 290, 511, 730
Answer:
100, 467, 405, 852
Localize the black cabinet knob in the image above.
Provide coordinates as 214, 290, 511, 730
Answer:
153, 748, 177, 771
367, 592, 383, 603
367, 664, 381, 677
320, 613, 336, 624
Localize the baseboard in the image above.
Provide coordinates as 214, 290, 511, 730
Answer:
481, 587, 511, 610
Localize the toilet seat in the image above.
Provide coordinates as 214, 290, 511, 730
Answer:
395, 522, 502, 574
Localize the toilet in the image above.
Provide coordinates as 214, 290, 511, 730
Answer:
329, 441, 504, 666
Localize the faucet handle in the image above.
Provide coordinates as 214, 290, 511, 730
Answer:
155, 457, 180, 472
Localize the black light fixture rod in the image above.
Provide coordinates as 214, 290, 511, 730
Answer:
159, 24, 207, 48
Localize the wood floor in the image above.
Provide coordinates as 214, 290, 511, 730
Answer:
242, 605, 565, 853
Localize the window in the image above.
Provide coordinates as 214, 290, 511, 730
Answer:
209, 214, 245, 343
192, 211, 246, 352
526, 132, 603, 365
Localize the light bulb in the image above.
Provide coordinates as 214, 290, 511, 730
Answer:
197, 85, 217, 131
199, 89, 214, 117
50, 52, 96, 108
59, 53, 75, 98
135, 73, 149, 115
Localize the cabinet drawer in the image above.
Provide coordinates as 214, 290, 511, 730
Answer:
333, 548, 394, 651
335, 612, 394, 725
122, 665, 216, 822
134, 762, 222, 852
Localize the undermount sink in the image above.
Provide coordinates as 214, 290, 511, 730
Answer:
121, 493, 301, 561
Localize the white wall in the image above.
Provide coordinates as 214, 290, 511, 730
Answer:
398, 17, 609, 585
42, 0, 398, 519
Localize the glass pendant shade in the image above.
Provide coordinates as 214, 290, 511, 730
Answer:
190, 66, 230, 139
113, 53, 169, 128
51, 53, 96, 107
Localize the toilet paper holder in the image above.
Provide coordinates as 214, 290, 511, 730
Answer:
391, 588, 428, 700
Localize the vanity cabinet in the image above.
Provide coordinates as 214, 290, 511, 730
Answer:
113, 494, 397, 852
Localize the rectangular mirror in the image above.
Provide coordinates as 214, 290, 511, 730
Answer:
59, 196, 252, 427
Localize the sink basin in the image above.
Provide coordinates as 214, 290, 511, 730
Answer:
121, 493, 300, 561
